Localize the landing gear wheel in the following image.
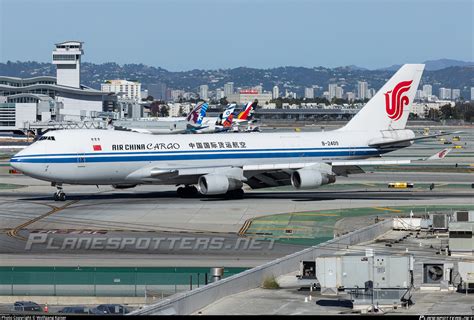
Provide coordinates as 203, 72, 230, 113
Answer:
53, 188, 67, 201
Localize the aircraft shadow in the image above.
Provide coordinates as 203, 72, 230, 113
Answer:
15, 189, 471, 202
316, 299, 353, 308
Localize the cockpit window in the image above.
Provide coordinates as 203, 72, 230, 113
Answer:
38, 136, 56, 141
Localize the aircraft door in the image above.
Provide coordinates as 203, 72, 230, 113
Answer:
77, 152, 86, 168
350, 146, 356, 158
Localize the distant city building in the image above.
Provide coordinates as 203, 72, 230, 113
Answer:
471, 87, 474, 101
168, 103, 192, 117
335, 86, 344, 99
345, 92, 355, 102
328, 83, 337, 99
101, 79, 141, 101
411, 101, 454, 118
312, 86, 320, 97
415, 90, 422, 100
215, 88, 224, 100
224, 82, 234, 97
148, 83, 167, 100
304, 87, 314, 99
439, 87, 452, 100
452, 89, 461, 100
199, 85, 208, 100
272, 85, 279, 99
170, 90, 185, 102
254, 85, 263, 94
422, 84, 432, 99
367, 88, 376, 99
357, 81, 368, 100
227, 89, 272, 105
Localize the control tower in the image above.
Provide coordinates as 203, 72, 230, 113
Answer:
52, 41, 83, 88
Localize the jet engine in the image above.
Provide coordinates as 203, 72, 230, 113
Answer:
198, 174, 243, 195
291, 169, 336, 189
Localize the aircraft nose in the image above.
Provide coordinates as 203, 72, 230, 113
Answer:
9, 143, 44, 175
10, 150, 26, 172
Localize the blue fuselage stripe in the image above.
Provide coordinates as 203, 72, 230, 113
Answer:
11, 146, 375, 159
11, 149, 380, 164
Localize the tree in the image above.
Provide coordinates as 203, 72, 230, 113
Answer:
220, 97, 229, 106
275, 99, 283, 109
149, 101, 161, 116
178, 105, 184, 116
159, 105, 169, 117
440, 104, 455, 119
426, 108, 441, 121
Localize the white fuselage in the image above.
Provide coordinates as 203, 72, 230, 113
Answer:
10, 128, 411, 185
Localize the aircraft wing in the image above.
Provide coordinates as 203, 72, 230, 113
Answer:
123, 148, 451, 187
369, 132, 461, 148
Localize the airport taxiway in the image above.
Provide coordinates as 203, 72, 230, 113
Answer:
0, 126, 473, 268
0, 173, 473, 268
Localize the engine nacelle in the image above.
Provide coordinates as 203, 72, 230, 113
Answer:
198, 174, 243, 195
291, 169, 336, 189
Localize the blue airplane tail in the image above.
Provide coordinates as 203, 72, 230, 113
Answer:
187, 102, 209, 126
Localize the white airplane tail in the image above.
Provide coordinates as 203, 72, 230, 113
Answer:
341, 64, 424, 132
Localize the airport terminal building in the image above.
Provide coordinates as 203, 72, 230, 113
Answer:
0, 41, 105, 132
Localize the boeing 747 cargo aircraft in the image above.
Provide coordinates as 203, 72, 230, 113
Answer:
11, 64, 451, 201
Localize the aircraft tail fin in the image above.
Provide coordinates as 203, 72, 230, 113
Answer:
427, 148, 452, 160
187, 102, 208, 126
340, 64, 424, 132
222, 113, 234, 128
220, 104, 236, 124
237, 101, 257, 120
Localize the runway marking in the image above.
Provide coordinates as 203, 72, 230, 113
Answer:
7, 200, 79, 241
238, 219, 253, 236
291, 213, 339, 217
361, 183, 377, 187
246, 226, 306, 231
373, 207, 402, 213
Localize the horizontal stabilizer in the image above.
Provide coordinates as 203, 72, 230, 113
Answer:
369, 132, 457, 148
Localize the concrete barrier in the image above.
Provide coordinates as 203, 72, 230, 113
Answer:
132, 219, 393, 315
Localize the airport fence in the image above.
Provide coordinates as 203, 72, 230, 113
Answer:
132, 219, 394, 315
0, 266, 247, 297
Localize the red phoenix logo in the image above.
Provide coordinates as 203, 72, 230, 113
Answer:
438, 149, 447, 158
384, 80, 413, 121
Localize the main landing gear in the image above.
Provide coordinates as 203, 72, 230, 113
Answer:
53, 185, 67, 201
177, 185, 199, 198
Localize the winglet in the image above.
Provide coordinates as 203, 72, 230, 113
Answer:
426, 148, 452, 160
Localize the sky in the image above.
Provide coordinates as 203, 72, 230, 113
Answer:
0, 0, 472, 71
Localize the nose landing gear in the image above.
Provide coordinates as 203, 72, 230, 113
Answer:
53, 185, 67, 201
